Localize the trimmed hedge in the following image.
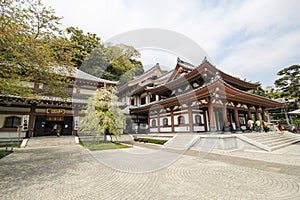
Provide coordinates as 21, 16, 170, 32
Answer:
134, 137, 167, 145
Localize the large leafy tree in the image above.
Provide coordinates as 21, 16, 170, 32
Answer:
79, 87, 124, 141
66, 26, 101, 67
80, 43, 144, 81
264, 86, 282, 99
0, 0, 74, 100
249, 86, 266, 97
275, 64, 300, 101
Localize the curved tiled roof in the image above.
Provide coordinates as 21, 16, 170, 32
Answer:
131, 76, 283, 113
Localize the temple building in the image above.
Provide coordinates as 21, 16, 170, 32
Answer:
117, 63, 166, 133
129, 58, 283, 134
0, 69, 116, 139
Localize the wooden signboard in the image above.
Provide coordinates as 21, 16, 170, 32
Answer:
46, 109, 66, 115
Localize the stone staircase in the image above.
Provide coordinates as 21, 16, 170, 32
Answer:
25, 136, 77, 148
163, 134, 200, 151
238, 132, 300, 151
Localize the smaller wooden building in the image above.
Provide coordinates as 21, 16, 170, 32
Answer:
0, 69, 116, 138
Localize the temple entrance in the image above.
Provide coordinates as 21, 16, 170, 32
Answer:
214, 108, 224, 131
33, 115, 73, 137
46, 121, 64, 136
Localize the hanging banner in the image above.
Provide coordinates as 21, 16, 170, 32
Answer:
74, 116, 80, 130
22, 115, 29, 131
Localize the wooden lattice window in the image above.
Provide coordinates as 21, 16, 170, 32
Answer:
4, 116, 21, 128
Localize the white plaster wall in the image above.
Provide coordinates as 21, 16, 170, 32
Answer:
205, 111, 210, 131
0, 107, 30, 112
36, 108, 46, 113
194, 126, 205, 132
0, 131, 26, 138
0, 115, 6, 128
175, 126, 189, 132
80, 88, 96, 95
65, 110, 74, 115
150, 128, 158, 133
160, 127, 172, 132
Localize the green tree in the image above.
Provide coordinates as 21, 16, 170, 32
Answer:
118, 60, 143, 85
0, 0, 73, 100
80, 43, 144, 81
66, 26, 101, 67
275, 64, 300, 101
264, 86, 282, 99
249, 86, 266, 97
79, 87, 124, 141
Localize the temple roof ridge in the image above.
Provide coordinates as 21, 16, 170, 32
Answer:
133, 63, 161, 80
177, 57, 196, 70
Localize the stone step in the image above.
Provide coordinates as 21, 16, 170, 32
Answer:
242, 132, 300, 151
164, 134, 200, 150
266, 138, 299, 147
26, 136, 76, 148
270, 141, 300, 151
245, 133, 281, 139
256, 136, 297, 143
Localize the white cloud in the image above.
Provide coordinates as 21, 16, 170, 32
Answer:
44, 0, 300, 87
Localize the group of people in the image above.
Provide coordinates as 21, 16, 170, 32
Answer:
247, 119, 269, 133
247, 119, 298, 134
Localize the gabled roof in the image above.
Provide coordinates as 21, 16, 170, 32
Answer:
288, 109, 300, 115
197, 59, 260, 90
167, 58, 196, 82
118, 63, 163, 93
147, 58, 260, 94
54, 66, 117, 85
73, 69, 117, 84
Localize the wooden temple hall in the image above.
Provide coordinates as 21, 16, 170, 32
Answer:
129, 58, 283, 134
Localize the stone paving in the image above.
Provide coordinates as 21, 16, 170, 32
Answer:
0, 137, 300, 200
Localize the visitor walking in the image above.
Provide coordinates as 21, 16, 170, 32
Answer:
262, 120, 269, 132
255, 120, 261, 132
247, 119, 254, 132
292, 124, 298, 133
278, 122, 284, 134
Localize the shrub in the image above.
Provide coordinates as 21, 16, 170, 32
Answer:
134, 137, 167, 145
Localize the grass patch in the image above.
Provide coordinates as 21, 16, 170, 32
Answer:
0, 143, 20, 148
134, 137, 167, 145
80, 141, 131, 151
0, 150, 13, 159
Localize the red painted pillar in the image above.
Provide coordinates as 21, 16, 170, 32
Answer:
171, 108, 175, 133
233, 107, 241, 131
188, 105, 194, 133
208, 99, 216, 132
28, 104, 36, 138
222, 106, 230, 132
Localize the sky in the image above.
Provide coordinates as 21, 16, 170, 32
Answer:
44, 0, 300, 87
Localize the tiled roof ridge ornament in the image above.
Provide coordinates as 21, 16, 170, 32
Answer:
215, 71, 221, 79
202, 56, 207, 63
177, 57, 182, 63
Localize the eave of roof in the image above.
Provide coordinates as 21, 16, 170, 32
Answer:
131, 78, 283, 113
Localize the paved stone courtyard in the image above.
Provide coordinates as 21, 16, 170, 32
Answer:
1, 138, 300, 200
